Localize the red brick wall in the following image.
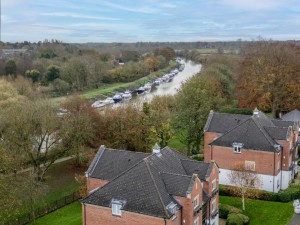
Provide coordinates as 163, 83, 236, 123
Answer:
175, 177, 203, 225
82, 204, 181, 225
204, 132, 222, 163
86, 177, 108, 193
209, 146, 279, 176
202, 163, 219, 220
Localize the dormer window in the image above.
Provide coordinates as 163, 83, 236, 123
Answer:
111, 199, 126, 216
166, 202, 178, 220
232, 142, 243, 153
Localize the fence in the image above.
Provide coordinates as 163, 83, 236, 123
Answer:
3, 191, 81, 225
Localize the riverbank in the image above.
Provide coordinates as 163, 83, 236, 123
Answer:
51, 60, 178, 105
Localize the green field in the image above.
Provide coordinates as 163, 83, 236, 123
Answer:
35, 195, 294, 225
32, 202, 82, 225
220, 196, 294, 225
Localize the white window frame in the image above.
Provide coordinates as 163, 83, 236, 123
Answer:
211, 199, 216, 212
194, 195, 199, 209
112, 203, 122, 216
212, 179, 217, 191
245, 161, 255, 171
233, 142, 243, 153
194, 217, 199, 225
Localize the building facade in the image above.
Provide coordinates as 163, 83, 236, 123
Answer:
82, 145, 219, 225
204, 108, 299, 193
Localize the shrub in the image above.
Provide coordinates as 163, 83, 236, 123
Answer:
191, 154, 204, 161
226, 213, 249, 225
219, 203, 242, 219
220, 183, 300, 202
219, 107, 252, 115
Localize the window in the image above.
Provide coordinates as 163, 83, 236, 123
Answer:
245, 161, 255, 171
211, 199, 216, 212
111, 199, 126, 216
194, 217, 199, 225
245, 179, 255, 187
166, 201, 177, 219
112, 203, 122, 216
212, 179, 217, 191
194, 195, 199, 209
232, 142, 243, 153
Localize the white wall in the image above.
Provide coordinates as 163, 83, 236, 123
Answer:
219, 168, 285, 193
210, 214, 219, 225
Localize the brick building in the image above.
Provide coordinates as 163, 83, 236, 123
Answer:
81, 145, 219, 225
204, 108, 299, 193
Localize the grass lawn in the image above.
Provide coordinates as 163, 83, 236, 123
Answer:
220, 196, 294, 225
20, 159, 86, 216
32, 201, 82, 225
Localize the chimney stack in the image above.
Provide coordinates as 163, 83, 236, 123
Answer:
152, 143, 161, 156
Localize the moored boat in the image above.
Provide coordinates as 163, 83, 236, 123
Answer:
122, 90, 132, 100
92, 100, 106, 108
112, 93, 123, 103
143, 83, 152, 93
136, 86, 145, 94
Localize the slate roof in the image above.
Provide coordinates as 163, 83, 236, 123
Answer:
204, 111, 249, 133
86, 146, 150, 180
272, 119, 294, 128
264, 126, 289, 140
205, 109, 294, 152
82, 146, 214, 219
282, 109, 300, 122
161, 172, 194, 197
181, 159, 213, 181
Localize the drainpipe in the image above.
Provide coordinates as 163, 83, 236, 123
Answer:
181, 207, 183, 225
210, 145, 213, 162
83, 203, 86, 225
164, 218, 166, 225
273, 152, 275, 193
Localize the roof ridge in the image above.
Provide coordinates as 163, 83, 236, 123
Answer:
82, 159, 147, 202
145, 161, 170, 218
252, 117, 279, 151
209, 117, 252, 145
105, 148, 151, 155
204, 110, 214, 132
160, 171, 192, 178
86, 145, 106, 176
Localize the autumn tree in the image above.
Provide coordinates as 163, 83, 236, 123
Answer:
174, 75, 222, 155
0, 100, 67, 181
101, 104, 150, 151
0, 79, 26, 108
228, 162, 261, 210
61, 95, 96, 166
237, 40, 300, 118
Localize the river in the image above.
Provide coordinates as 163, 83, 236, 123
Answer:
98, 60, 201, 110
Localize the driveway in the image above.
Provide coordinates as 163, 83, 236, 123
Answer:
288, 214, 300, 225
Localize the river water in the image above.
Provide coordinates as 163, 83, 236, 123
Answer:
101, 60, 201, 109
140, 60, 202, 101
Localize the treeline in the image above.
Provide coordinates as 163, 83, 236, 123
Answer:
0, 41, 175, 96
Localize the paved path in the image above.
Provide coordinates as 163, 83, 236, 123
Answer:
14, 155, 75, 175
288, 214, 300, 225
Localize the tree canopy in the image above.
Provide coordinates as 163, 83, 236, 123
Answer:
237, 41, 300, 117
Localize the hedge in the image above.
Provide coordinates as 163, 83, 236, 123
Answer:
226, 213, 249, 225
219, 183, 300, 202
219, 203, 242, 219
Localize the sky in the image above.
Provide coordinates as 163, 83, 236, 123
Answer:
2, 0, 300, 43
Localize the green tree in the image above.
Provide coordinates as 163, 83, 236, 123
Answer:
0, 79, 26, 108
5, 59, 17, 75
147, 96, 174, 147
174, 75, 222, 155
25, 69, 41, 83
45, 65, 60, 83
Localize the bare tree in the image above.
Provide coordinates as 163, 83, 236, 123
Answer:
228, 162, 261, 210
